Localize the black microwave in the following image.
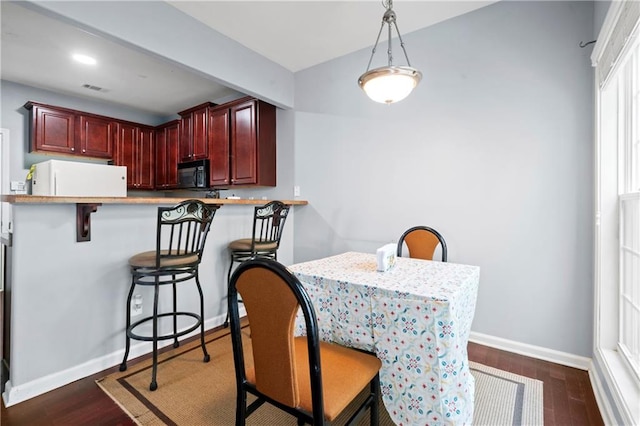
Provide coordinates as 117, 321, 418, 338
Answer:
177, 159, 210, 189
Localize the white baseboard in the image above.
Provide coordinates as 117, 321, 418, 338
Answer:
469, 331, 592, 370
2, 310, 244, 407
588, 358, 618, 426
590, 348, 639, 425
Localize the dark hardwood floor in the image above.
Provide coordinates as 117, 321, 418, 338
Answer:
1, 335, 603, 425
468, 342, 603, 426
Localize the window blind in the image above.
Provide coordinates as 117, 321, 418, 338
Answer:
593, 1, 640, 88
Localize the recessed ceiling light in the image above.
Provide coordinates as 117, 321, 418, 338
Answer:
72, 54, 97, 65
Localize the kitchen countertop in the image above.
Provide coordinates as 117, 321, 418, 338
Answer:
1, 195, 308, 205
2, 195, 307, 243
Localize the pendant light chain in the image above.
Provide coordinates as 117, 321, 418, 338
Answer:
364, 0, 413, 70
365, 21, 386, 72
387, 11, 393, 67
393, 21, 412, 67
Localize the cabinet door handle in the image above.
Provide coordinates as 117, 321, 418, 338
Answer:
71, 147, 75, 152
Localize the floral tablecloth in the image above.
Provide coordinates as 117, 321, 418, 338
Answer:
289, 252, 480, 426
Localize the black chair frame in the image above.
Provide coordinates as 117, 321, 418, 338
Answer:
120, 200, 219, 391
226, 200, 290, 281
224, 200, 290, 327
396, 225, 448, 262
228, 258, 380, 426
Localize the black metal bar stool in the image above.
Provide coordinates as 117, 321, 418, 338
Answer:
223, 200, 290, 327
119, 200, 219, 391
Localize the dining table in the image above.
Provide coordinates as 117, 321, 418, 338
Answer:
288, 251, 480, 426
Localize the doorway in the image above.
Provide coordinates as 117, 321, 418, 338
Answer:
0, 128, 10, 394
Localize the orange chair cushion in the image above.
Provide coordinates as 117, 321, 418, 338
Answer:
245, 337, 381, 421
238, 268, 300, 407
228, 238, 278, 252
405, 230, 439, 260
128, 250, 198, 268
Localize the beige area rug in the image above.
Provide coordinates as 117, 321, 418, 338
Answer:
97, 327, 543, 425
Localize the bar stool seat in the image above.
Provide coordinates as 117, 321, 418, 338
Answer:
129, 251, 199, 268
227, 239, 278, 252
119, 200, 219, 391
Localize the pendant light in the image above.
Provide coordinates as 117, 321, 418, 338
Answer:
358, 0, 422, 104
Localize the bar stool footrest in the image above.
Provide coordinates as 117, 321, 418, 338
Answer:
126, 312, 202, 342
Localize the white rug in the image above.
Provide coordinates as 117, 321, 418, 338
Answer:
470, 361, 544, 426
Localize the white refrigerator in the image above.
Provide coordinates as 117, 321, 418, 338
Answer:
31, 159, 127, 197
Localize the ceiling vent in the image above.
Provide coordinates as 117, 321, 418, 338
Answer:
82, 84, 105, 92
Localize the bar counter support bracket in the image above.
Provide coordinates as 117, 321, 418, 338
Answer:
76, 203, 102, 242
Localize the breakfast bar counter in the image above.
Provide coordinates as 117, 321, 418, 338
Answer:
2, 195, 308, 205
2, 195, 307, 242
1, 194, 306, 407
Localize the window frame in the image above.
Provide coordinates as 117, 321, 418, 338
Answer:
593, 2, 640, 424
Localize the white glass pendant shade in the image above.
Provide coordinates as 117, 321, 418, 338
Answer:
358, 66, 422, 104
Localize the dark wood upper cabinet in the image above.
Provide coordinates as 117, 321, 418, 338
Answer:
114, 123, 137, 188
23, 97, 276, 191
155, 120, 180, 189
230, 100, 257, 185
78, 115, 114, 158
138, 127, 155, 190
179, 102, 215, 162
179, 113, 192, 161
214, 97, 275, 187
26, 102, 76, 154
25, 102, 113, 159
208, 107, 230, 186
114, 123, 154, 190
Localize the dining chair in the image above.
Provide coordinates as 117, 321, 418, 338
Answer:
224, 200, 290, 327
119, 200, 219, 391
396, 225, 448, 262
228, 258, 382, 426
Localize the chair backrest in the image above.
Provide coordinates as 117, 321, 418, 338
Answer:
396, 225, 448, 262
155, 200, 219, 268
228, 258, 324, 420
250, 201, 290, 252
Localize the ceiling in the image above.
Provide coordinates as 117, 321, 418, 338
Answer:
1, 1, 495, 116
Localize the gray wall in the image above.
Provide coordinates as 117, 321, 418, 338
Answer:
1, 0, 600, 402
594, 1, 610, 36
293, 1, 595, 357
